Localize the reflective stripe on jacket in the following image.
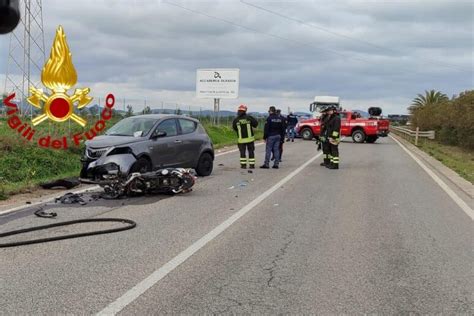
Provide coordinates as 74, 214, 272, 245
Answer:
232, 114, 258, 144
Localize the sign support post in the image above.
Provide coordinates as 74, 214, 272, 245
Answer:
214, 98, 220, 125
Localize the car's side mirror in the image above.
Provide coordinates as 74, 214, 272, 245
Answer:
152, 130, 167, 139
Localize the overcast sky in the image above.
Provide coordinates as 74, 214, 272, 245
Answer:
1, 0, 473, 114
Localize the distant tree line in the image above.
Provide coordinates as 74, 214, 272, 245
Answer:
409, 89, 474, 150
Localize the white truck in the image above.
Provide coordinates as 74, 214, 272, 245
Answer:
309, 96, 340, 118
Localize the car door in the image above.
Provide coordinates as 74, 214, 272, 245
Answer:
177, 118, 200, 166
149, 118, 181, 168
340, 112, 350, 136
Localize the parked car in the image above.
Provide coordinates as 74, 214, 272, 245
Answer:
80, 114, 214, 181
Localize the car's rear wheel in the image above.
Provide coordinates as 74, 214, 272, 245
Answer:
196, 152, 213, 176
130, 157, 152, 174
301, 128, 314, 140
352, 129, 366, 143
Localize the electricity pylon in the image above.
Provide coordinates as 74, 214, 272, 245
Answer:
3, 0, 46, 117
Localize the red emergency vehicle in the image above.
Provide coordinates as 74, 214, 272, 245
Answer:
295, 96, 390, 143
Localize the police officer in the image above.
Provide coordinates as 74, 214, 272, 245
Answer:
286, 111, 298, 142
319, 106, 331, 167
261, 106, 285, 169
325, 105, 341, 169
232, 104, 258, 169
274, 109, 286, 162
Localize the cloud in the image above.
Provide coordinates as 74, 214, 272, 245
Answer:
1, 0, 472, 114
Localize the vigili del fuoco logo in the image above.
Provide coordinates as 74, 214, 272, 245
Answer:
2, 26, 115, 149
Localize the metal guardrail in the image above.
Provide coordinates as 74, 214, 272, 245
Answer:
390, 126, 435, 145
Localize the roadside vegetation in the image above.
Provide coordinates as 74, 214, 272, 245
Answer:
0, 115, 264, 200
398, 89, 474, 183
409, 90, 474, 150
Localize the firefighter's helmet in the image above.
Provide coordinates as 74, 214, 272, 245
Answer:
238, 104, 247, 112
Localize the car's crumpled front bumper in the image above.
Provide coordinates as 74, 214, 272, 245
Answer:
80, 153, 136, 182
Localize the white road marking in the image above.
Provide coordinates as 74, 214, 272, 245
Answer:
0, 142, 265, 216
390, 135, 474, 220
97, 151, 323, 315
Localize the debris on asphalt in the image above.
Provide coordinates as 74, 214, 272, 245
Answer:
25, 201, 31, 204
40, 178, 80, 190
34, 207, 57, 218
218, 163, 224, 166
273, 203, 279, 207
55, 192, 87, 205
91, 193, 103, 201
228, 186, 235, 190
239, 181, 249, 187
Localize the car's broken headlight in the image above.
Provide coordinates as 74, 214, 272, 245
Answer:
101, 162, 120, 177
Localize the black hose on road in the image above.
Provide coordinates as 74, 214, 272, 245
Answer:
0, 218, 136, 248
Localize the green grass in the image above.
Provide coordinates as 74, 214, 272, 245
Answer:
419, 140, 474, 184
391, 130, 474, 184
203, 123, 263, 149
0, 116, 263, 199
0, 117, 89, 199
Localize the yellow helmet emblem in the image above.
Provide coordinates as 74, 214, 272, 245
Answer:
27, 26, 92, 127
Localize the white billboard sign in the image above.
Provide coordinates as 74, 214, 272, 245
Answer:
196, 68, 239, 99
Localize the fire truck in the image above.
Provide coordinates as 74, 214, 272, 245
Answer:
295, 96, 390, 143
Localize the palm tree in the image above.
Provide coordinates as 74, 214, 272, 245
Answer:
411, 90, 448, 108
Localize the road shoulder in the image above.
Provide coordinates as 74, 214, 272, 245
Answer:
390, 134, 473, 210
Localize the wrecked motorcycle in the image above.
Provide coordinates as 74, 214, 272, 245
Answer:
81, 164, 196, 198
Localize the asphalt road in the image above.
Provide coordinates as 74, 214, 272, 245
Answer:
1, 137, 472, 314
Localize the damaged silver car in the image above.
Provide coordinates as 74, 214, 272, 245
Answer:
80, 114, 214, 182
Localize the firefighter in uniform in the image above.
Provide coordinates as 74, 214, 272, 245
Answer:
319, 106, 331, 167
232, 104, 258, 169
325, 105, 341, 169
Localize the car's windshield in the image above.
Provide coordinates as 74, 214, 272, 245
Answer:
105, 117, 157, 137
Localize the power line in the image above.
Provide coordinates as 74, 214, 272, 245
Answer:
240, 0, 466, 72
163, 1, 469, 77
162, 0, 375, 64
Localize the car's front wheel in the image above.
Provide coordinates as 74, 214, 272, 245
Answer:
301, 128, 314, 140
130, 157, 152, 174
196, 152, 213, 176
